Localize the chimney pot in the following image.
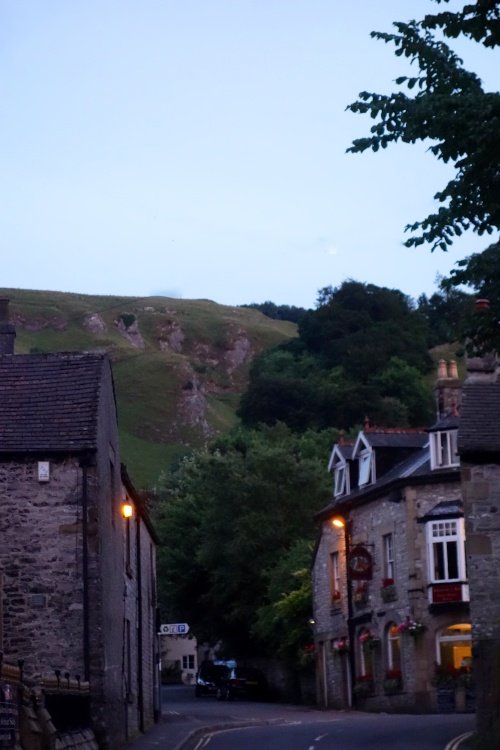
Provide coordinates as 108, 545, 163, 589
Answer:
448, 360, 459, 379
438, 359, 447, 379
475, 298, 490, 312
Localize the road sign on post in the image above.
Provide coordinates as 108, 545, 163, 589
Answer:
159, 623, 190, 635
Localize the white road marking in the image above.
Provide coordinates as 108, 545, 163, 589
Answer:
315, 735, 328, 742
444, 731, 474, 750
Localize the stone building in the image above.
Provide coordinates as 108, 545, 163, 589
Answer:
0, 299, 159, 748
458, 352, 500, 746
312, 362, 473, 712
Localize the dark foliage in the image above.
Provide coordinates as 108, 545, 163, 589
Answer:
441, 241, 500, 354
239, 281, 435, 431
347, 1, 500, 253
240, 301, 308, 324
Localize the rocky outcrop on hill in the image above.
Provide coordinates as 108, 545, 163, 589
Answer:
2, 289, 296, 486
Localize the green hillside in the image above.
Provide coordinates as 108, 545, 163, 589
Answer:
2, 288, 296, 489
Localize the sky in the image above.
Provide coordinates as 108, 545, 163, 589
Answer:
1, 1, 498, 310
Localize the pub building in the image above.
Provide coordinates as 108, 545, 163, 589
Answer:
312, 361, 473, 712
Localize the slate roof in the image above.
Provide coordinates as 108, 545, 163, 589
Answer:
458, 382, 500, 454
363, 430, 428, 449
0, 352, 108, 453
421, 499, 463, 519
316, 441, 460, 521
428, 414, 460, 432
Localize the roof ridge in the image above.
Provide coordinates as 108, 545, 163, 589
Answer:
365, 427, 427, 434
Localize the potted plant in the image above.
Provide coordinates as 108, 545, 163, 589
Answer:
380, 578, 397, 602
383, 669, 403, 694
353, 675, 374, 698
359, 631, 380, 650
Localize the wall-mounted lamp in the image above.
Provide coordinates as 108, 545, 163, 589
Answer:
121, 500, 134, 519
331, 516, 346, 529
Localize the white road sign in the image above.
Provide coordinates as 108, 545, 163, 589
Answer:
159, 623, 190, 635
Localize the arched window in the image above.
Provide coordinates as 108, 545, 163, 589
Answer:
437, 623, 472, 671
358, 628, 374, 678
386, 623, 401, 672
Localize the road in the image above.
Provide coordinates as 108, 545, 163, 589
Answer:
162, 685, 474, 750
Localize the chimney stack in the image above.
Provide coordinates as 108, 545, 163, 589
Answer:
435, 359, 461, 418
0, 298, 16, 354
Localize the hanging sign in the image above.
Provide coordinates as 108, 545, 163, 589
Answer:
347, 546, 373, 580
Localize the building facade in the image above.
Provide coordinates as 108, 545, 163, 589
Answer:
0, 299, 159, 748
458, 352, 500, 745
312, 362, 473, 712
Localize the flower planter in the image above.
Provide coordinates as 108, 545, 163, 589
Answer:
383, 678, 402, 695
353, 680, 374, 699
354, 594, 368, 608
380, 585, 397, 603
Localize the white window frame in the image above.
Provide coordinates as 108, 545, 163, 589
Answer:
358, 449, 373, 486
426, 518, 466, 583
334, 464, 346, 496
358, 628, 373, 678
386, 623, 401, 671
430, 429, 459, 470
330, 551, 341, 601
383, 533, 394, 580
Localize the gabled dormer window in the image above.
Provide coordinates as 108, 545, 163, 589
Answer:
430, 429, 459, 470
352, 432, 375, 488
328, 444, 351, 497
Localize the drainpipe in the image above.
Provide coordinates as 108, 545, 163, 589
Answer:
136, 513, 144, 732
345, 522, 356, 709
81, 457, 91, 682
321, 642, 328, 708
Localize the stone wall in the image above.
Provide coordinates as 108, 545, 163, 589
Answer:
0, 457, 87, 681
312, 478, 466, 711
461, 461, 500, 744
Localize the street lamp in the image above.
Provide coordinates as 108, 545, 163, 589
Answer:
121, 500, 134, 519
331, 514, 356, 708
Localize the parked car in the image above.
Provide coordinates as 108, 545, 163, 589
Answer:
216, 666, 268, 701
195, 662, 230, 697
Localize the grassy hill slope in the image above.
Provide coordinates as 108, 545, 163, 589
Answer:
2, 288, 296, 488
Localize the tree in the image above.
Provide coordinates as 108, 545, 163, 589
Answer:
417, 285, 473, 347
347, 1, 500, 252
440, 240, 500, 353
154, 425, 333, 657
239, 281, 434, 431
299, 281, 432, 378
240, 301, 308, 324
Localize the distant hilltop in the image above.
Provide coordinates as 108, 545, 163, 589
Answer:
1, 288, 296, 489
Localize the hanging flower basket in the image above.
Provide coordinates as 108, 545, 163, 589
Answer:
332, 638, 349, 655
298, 644, 316, 667
359, 631, 380, 650
397, 617, 426, 637
353, 584, 368, 607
